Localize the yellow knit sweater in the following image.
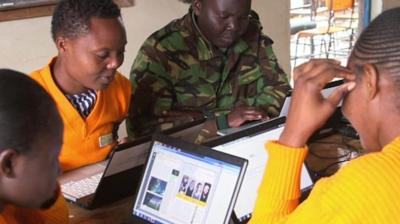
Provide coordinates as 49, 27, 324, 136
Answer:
249, 137, 400, 224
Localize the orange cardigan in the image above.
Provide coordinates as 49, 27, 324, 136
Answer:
0, 188, 68, 224
30, 58, 132, 171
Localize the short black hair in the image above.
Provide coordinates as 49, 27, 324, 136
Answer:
51, 0, 121, 41
0, 69, 62, 154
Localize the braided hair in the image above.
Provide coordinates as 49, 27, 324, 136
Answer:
350, 7, 400, 78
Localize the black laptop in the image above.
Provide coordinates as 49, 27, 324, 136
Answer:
124, 134, 248, 224
59, 118, 205, 209
204, 117, 314, 223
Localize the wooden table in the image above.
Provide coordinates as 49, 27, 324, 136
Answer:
68, 132, 362, 223
306, 133, 362, 179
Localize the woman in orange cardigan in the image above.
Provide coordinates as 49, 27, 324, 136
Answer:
250, 8, 400, 224
0, 69, 68, 224
30, 0, 131, 171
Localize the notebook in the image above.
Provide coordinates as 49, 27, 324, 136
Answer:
204, 117, 314, 223
125, 134, 248, 224
59, 118, 205, 209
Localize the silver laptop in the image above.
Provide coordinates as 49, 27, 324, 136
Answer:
205, 117, 314, 223
59, 119, 205, 209
279, 79, 344, 117
217, 80, 344, 137
126, 134, 248, 224
59, 137, 150, 209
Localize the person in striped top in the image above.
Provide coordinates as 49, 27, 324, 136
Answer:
30, 0, 131, 171
250, 7, 400, 223
66, 89, 97, 118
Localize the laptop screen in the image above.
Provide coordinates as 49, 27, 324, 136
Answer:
104, 118, 205, 177
132, 135, 247, 224
280, 79, 344, 117
211, 121, 313, 223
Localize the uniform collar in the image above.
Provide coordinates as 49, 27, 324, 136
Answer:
191, 9, 212, 48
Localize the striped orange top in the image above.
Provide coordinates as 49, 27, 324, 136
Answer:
30, 58, 131, 171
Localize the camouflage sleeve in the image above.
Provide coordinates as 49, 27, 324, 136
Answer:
255, 36, 291, 117
198, 37, 291, 142
126, 38, 175, 139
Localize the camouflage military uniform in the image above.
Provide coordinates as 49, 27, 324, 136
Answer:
127, 9, 291, 140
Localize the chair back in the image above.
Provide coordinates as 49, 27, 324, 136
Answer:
326, 0, 355, 12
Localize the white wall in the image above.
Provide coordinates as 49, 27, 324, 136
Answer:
0, 15, 54, 73
382, 0, 400, 10
371, 0, 400, 20
256, 0, 291, 74
371, 0, 383, 19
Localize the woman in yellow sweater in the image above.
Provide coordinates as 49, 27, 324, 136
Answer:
0, 70, 68, 224
30, 0, 131, 171
250, 8, 400, 224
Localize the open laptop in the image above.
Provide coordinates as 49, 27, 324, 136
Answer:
204, 117, 314, 223
59, 118, 205, 209
279, 79, 344, 117
125, 134, 248, 224
216, 80, 344, 137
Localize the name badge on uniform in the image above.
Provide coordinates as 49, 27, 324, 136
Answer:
99, 133, 113, 148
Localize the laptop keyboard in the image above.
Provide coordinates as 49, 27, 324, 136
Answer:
61, 172, 103, 201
